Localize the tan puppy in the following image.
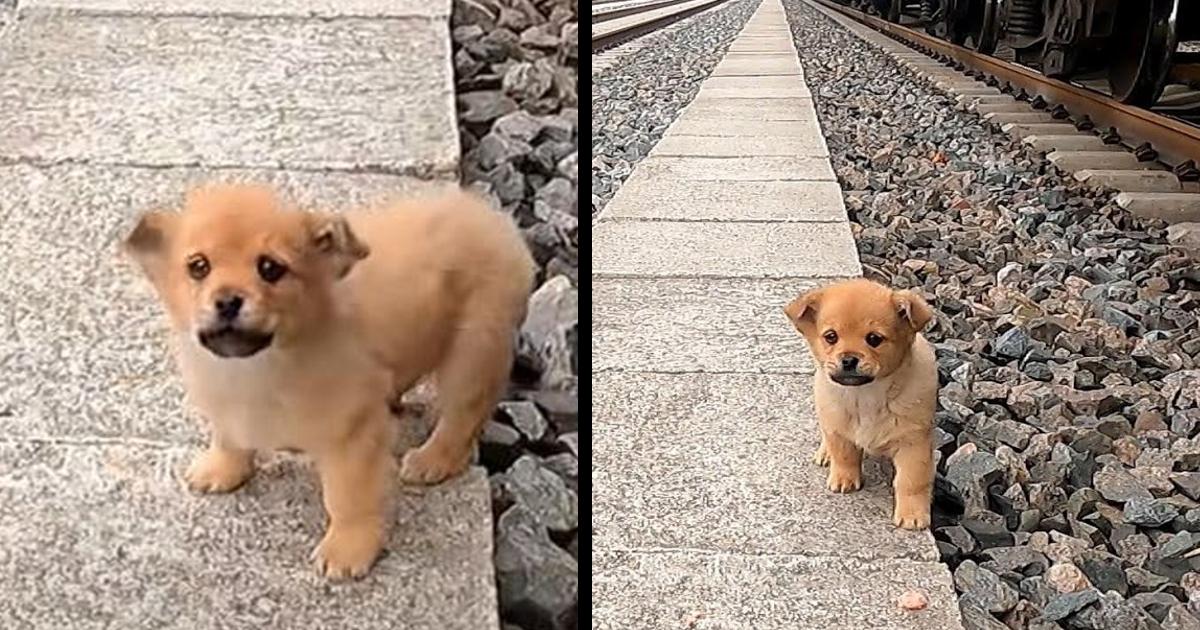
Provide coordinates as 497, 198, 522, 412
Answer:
784, 278, 937, 530
124, 183, 535, 578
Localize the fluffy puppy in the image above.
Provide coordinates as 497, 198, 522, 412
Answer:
783, 278, 937, 530
124, 183, 535, 578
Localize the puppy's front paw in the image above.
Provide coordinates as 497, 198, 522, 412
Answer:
812, 442, 830, 467
311, 522, 384, 581
893, 501, 931, 530
185, 449, 253, 494
399, 444, 469, 485
826, 467, 862, 493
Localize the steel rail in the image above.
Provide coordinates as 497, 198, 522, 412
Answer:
593, 0, 699, 23
813, 0, 1200, 177
592, 0, 730, 51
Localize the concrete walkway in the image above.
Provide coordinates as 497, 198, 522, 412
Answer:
593, 1, 963, 627
0, 2, 497, 628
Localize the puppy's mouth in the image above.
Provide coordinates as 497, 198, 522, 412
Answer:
198, 326, 274, 358
830, 372, 874, 386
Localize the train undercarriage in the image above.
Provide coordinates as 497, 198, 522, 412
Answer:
837, 0, 1199, 107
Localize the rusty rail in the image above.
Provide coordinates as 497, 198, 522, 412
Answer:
813, 0, 1200, 177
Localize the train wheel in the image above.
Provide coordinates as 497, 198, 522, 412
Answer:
1106, 0, 1178, 106
886, 0, 901, 22
955, 0, 998, 54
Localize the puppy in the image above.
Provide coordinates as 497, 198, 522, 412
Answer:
124, 183, 535, 578
783, 278, 937, 530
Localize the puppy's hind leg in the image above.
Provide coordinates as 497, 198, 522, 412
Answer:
400, 321, 512, 485
185, 435, 254, 494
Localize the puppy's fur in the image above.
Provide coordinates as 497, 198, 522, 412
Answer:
784, 278, 937, 530
125, 183, 534, 578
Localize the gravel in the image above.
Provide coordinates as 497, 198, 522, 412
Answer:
591, 0, 761, 218
450, 0, 578, 628
784, 0, 1200, 626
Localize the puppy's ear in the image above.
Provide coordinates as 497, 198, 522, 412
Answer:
894, 289, 934, 332
783, 288, 822, 335
123, 211, 179, 282
309, 214, 369, 279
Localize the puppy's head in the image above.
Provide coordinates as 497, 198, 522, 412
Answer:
123, 183, 369, 359
784, 278, 932, 386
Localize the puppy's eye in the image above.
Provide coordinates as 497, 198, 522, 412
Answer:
866, 333, 884, 347
823, 331, 838, 345
257, 256, 288, 284
186, 255, 210, 281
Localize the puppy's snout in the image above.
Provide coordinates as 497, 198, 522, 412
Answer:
840, 354, 860, 372
214, 293, 244, 322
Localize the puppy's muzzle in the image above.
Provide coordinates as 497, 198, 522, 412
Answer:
830, 354, 873, 386
198, 325, 274, 358
199, 292, 273, 358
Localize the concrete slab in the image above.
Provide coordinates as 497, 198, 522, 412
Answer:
1074, 170, 1199, 193
604, 176, 845, 221
1116, 192, 1200, 223
712, 58, 803, 77
722, 52, 801, 59
20, 0, 449, 16
957, 94, 1017, 109
974, 102, 1043, 114
0, 14, 457, 175
593, 0, 959, 627
628, 156, 835, 182
650, 134, 828, 158
931, 78, 986, 88
594, 371, 939, 558
940, 85, 1002, 96
593, 221, 861, 278
700, 76, 809, 92
697, 76, 811, 98
727, 44, 797, 53
1022, 135, 1121, 153
683, 97, 818, 121
1001, 122, 1083, 139
594, 550, 961, 630
1047, 150, 1159, 172
0, 162, 445, 442
0, 440, 496, 629
982, 112, 1058, 124
668, 117, 827, 139
696, 85, 812, 99
593, 279, 818, 374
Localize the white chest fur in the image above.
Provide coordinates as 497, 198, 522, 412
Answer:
816, 374, 904, 454
174, 333, 384, 451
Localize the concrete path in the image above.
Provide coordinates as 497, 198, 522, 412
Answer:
0, 2, 497, 628
593, 1, 963, 627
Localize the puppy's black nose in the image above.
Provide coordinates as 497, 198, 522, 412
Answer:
215, 294, 244, 321
840, 355, 859, 372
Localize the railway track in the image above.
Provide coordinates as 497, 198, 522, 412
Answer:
592, 0, 731, 51
592, 0, 694, 23
813, 0, 1200, 183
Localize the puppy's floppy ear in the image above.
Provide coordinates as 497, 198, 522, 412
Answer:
783, 288, 823, 335
309, 213, 369, 279
893, 289, 934, 332
123, 211, 179, 282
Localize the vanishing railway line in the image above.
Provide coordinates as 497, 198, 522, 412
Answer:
592, 0, 732, 51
